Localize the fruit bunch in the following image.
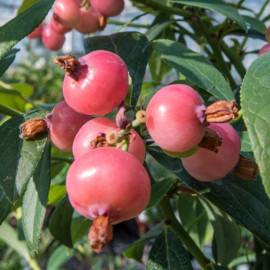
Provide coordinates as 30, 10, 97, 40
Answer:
27, 0, 125, 51
20, 49, 257, 252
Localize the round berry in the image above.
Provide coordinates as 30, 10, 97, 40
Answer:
74, 7, 100, 34
46, 101, 92, 151
258, 43, 270, 57
42, 25, 65, 51
146, 84, 206, 152
90, 0, 124, 17
66, 147, 151, 224
53, 0, 80, 28
62, 50, 129, 115
181, 123, 241, 181
72, 117, 145, 163
50, 17, 71, 35
28, 24, 43, 39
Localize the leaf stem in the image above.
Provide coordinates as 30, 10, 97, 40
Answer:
107, 19, 150, 28
159, 198, 212, 269
0, 104, 23, 117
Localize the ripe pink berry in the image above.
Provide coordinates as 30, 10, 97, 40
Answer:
27, 24, 43, 39
258, 43, 270, 57
74, 7, 100, 34
72, 117, 145, 163
50, 17, 71, 35
181, 123, 241, 181
146, 84, 206, 152
90, 0, 124, 17
66, 147, 151, 224
42, 25, 65, 51
63, 50, 129, 115
53, 0, 80, 28
46, 101, 92, 152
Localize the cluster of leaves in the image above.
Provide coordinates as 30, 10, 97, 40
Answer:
0, 0, 270, 269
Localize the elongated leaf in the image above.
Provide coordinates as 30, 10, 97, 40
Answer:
146, 227, 193, 270
84, 32, 149, 108
17, 0, 41, 15
241, 53, 270, 199
49, 196, 74, 248
243, 16, 266, 34
47, 245, 73, 270
239, 131, 254, 160
147, 146, 270, 246
199, 198, 241, 266
171, 0, 246, 30
146, 178, 175, 210
0, 0, 54, 59
0, 221, 30, 261
177, 194, 211, 248
0, 49, 20, 77
153, 39, 234, 100
48, 185, 67, 206
22, 143, 51, 251
124, 222, 164, 262
146, 20, 175, 42
0, 188, 12, 225
71, 216, 91, 244
0, 110, 48, 203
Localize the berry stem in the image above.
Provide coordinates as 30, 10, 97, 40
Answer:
51, 155, 74, 164
159, 198, 212, 269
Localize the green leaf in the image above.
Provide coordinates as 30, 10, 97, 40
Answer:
243, 16, 266, 34
147, 146, 270, 247
0, 188, 12, 225
177, 194, 212, 248
153, 39, 234, 100
0, 0, 54, 60
49, 196, 74, 248
48, 185, 67, 206
46, 245, 73, 270
241, 53, 270, 199
47, 245, 73, 270
0, 49, 20, 77
124, 222, 164, 262
71, 215, 92, 244
84, 32, 149, 108
0, 83, 34, 112
239, 131, 254, 160
0, 110, 48, 203
0, 221, 30, 261
199, 198, 241, 266
146, 227, 193, 270
22, 143, 51, 251
17, 0, 41, 15
170, 0, 246, 30
146, 178, 175, 210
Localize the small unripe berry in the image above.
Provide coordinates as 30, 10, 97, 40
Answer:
181, 123, 241, 182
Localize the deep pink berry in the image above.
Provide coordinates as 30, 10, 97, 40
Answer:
42, 25, 65, 51
27, 24, 43, 39
90, 0, 124, 17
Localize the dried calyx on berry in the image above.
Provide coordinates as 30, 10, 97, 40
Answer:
205, 100, 238, 123
19, 118, 48, 139
198, 128, 222, 153
233, 156, 258, 180
54, 55, 80, 81
88, 215, 113, 253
